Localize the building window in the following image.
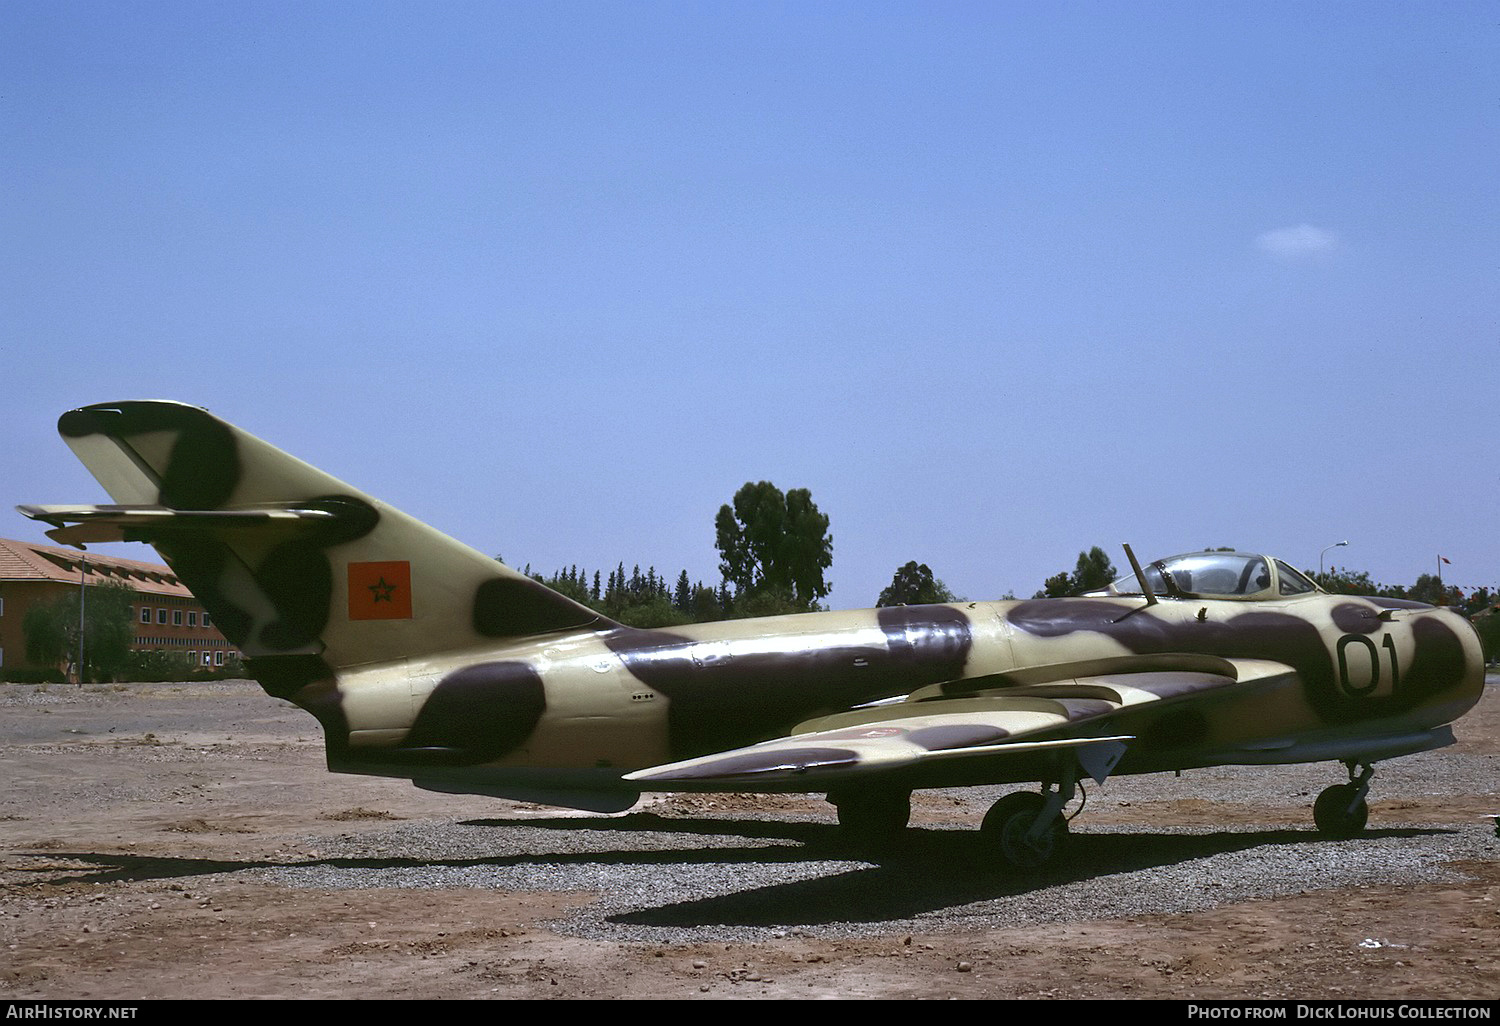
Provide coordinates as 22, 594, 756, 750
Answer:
202, 652, 212, 666
140, 607, 151, 624
213, 651, 224, 666
202, 611, 212, 628
187, 611, 198, 627
157, 608, 167, 625
187, 651, 196, 664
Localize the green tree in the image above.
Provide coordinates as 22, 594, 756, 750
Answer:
1072, 547, 1117, 592
1037, 571, 1073, 599
22, 602, 70, 669
1472, 607, 1500, 664
1316, 566, 1382, 596
1035, 547, 1117, 598
613, 595, 691, 629
23, 582, 136, 682
531, 559, 726, 629
535, 566, 592, 607
1408, 573, 1462, 607
1308, 565, 1420, 599
715, 482, 833, 612
689, 583, 723, 622
83, 583, 135, 680
1459, 587, 1495, 620
876, 561, 958, 607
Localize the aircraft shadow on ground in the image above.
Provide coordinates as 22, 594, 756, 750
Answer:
595, 823, 1454, 928
6, 820, 1452, 929
1, 840, 824, 887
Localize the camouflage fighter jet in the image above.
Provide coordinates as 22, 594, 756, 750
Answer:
20, 402, 1487, 868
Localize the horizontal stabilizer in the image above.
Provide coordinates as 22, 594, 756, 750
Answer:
18, 502, 350, 548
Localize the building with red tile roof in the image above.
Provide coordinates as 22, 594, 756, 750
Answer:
0, 537, 239, 678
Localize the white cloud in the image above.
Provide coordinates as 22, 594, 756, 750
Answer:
1255, 224, 1340, 260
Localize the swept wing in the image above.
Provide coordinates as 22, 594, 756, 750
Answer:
626, 656, 1297, 791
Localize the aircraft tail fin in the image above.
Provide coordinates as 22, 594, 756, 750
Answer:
25, 401, 612, 694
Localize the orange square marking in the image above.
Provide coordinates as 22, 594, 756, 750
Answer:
348, 561, 413, 620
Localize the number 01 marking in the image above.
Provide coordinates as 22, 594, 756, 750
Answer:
1336, 633, 1400, 698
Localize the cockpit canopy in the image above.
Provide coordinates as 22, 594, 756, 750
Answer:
1088, 551, 1319, 601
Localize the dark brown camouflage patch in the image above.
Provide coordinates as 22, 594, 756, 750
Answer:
604, 607, 974, 761
876, 604, 973, 679
1136, 707, 1211, 751
402, 661, 547, 762
602, 625, 894, 759
60, 401, 241, 510
472, 576, 609, 637
1332, 602, 1381, 634
1091, 671, 1236, 700
1406, 617, 1470, 699
1005, 600, 1183, 653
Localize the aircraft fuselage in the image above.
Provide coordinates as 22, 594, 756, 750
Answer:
313, 590, 1483, 798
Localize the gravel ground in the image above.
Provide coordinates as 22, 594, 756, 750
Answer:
255, 765, 1498, 945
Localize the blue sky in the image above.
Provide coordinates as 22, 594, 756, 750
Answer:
3, 1, 1496, 606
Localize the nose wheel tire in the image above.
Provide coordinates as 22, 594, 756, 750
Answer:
1313, 783, 1369, 838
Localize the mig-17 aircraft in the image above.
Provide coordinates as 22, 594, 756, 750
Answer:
21, 401, 1486, 868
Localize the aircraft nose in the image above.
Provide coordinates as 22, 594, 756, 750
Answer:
1453, 610, 1488, 688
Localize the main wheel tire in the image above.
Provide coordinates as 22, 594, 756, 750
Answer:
981, 791, 1067, 869
1313, 783, 1369, 838
831, 790, 911, 850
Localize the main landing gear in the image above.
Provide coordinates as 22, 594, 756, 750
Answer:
829, 788, 911, 850
980, 789, 1070, 869
830, 742, 1121, 868
977, 740, 1124, 869
1314, 761, 1374, 838
829, 784, 1074, 867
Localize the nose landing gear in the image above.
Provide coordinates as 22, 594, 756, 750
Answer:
1313, 761, 1373, 838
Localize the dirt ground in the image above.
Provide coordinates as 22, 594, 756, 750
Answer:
1, 677, 1497, 1001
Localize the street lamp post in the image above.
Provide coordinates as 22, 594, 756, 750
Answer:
1319, 540, 1349, 587
77, 554, 87, 685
